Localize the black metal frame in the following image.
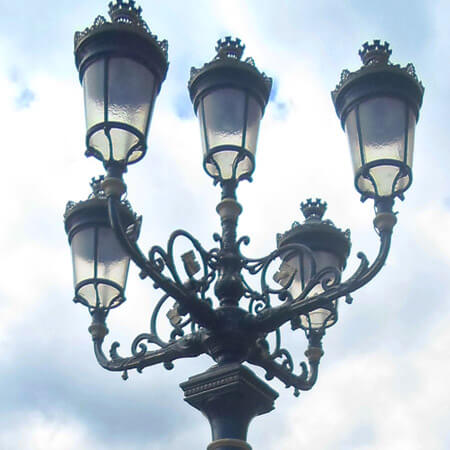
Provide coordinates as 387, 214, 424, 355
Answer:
64, 177, 140, 314
189, 37, 272, 185
74, 1, 168, 169
332, 40, 424, 202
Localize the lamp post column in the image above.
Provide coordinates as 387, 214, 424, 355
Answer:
180, 363, 278, 450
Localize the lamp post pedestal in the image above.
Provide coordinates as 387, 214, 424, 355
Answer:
180, 363, 279, 450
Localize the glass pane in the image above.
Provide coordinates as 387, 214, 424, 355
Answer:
406, 109, 416, 168
301, 285, 326, 329
97, 227, 130, 288
313, 250, 340, 275
198, 98, 209, 158
89, 130, 110, 161
277, 249, 340, 329
391, 109, 416, 194
109, 128, 140, 162
203, 88, 246, 149
212, 150, 236, 180
235, 157, 253, 179
83, 60, 105, 129
71, 228, 95, 286
300, 285, 336, 329
345, 109, 363, 173
245, 97, 262, 155
282, 253, 303, 300
97, 283, 121, 309
108, 57, 154, 134
88, 128, 143, 164
280, 249, 339, 300
359, 97, 406, 163
369, 165, 400, 196
357, 175, 376, 195
304, 308, 333, 329
394, 174, 409, 192
77, 284, 97, 307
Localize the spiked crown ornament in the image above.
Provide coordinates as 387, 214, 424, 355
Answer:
215, 37, 246, 60
300, 198, 327, 221
108, 0, 143, 24
358, 40, 392, 66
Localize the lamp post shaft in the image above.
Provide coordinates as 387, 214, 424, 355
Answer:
180, 363, 278, 450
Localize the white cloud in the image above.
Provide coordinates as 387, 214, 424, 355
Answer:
275, 312, 450, 450
0, 412, 91, 450
0, 1, 448, 449
414, 204, 450, 264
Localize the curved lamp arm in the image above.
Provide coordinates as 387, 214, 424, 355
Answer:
248, 332, 324, 397
107, 195, 217, 328
252, 212, 395, 334
90, 315, 208, 375
251, 357, 320, 397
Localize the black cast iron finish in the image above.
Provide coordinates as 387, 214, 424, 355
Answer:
74, 161, 398, 449
88, 171, 396, 386
332, 40, 424, 128
181, 363, 278, 450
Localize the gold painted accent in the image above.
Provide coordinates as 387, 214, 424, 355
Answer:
305, 346, 324, 362
373, 212, 397, 233
207, 438, 252, 450
216, 198, 243, 221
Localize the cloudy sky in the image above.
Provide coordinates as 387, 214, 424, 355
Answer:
0, 0, 449, 449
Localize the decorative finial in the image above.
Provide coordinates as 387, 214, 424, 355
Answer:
89, 175, 106, 198
215, 37, 245, 60
359, 40, 392, 66
300, 198, 327, 221
108, 0, 143, 24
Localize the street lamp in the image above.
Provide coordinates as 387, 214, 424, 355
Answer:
64, 3, 424, 449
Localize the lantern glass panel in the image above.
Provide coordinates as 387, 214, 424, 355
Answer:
83, 59, 104, 130
359, 97, 406, 162
300, 284, 334, 330
96, 227, 130, 287
108, 57, 155, 133
280, 249, 339, 330
406, 108, 416, 167
345, 96, 416, 197
70, 225, 131, 309
244, 96, 262, 155
200, 87, 262, 180
72, 227, 95, 285
345, 109, 362, 175
83, 57, 156, 164
203, 87, 246, 150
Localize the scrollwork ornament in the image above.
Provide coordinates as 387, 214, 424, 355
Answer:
82, 190, 397, 396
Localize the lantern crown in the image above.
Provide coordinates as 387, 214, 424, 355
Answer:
108, 0, 143, 24
215, 37, 245, 60
300, 198, 327, 222
359, 40, 392, 66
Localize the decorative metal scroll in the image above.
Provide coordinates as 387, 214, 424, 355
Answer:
88, 195, 393, 395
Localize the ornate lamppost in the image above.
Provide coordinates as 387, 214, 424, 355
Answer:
64, 2, 424, 449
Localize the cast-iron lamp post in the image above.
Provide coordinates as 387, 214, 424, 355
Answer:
64, 2, 424, 449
